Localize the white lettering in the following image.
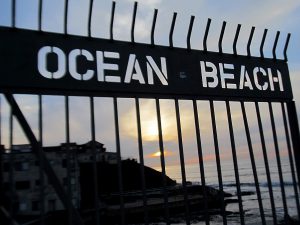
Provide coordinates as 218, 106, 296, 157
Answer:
219, 63, 236, 89
37, 46, 286, 95
200, 61, 218, 88
124, 54, 145, 84
239, 66, 253, 90
146, 56, 168, 85
69, 49, 94, 81
38, 46, 66, 79
96, 51, 120, 83
268, 68, 284, 91
253, 67, 268, 91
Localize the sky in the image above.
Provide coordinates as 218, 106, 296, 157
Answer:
0, 0, 299, 174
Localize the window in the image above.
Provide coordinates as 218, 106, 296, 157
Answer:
62, 159, 67, 168
72, 198, 77, 208
15, 162, 29, 171
15, 181, 30, 190
3, 182, 10, 191
19, 202, 28, 211
63, 177, 76, 185
32, 201, 40, 211
63, 177, 67, 186
35, 179, 40, 186
48, 200, 56, 211
22, 162, 29, 170
3, 162, 10, 172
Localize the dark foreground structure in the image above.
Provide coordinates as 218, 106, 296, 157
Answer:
1, 144, 231, 224
1, 0, 300, 225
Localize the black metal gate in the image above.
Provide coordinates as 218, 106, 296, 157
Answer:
0, 1, 300, 225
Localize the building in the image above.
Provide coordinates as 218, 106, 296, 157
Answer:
0, 141, 117, 216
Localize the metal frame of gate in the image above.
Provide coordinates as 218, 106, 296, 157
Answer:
0, 1, 300, 225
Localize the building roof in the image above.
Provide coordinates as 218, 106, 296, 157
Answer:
2, 141, 106, 154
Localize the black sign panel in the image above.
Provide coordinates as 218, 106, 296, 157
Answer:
0, 27, 293, 100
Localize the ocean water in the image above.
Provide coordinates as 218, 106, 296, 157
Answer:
161, 156, 299, 225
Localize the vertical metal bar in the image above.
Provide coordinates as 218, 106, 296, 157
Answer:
260, 29, 268, 59
281, 102, 300, 218
255, 102, 278, 224
273, 31, 280, 60
0, 94, 2, 209
38, 95, 45, 225
209, 100, 227, 225
110, 1, 116, 41
64, 0, 69, 34
268, 102, 288, 220
12, 0, 16, 28
90, 96, 100, 225
8, 105, 14, 225
38, 0, 43, 31
0, 96, 2, 220
0, 96, 1, 145
284, 33, 291, 62
187, 16, 195, 50
225, 101, 245, 225
88, 0, 94, 37
241, 101, 266, 225
155, 98, 170, 225
135, 98, 149, 225
0, 160, 2, 221
218, 21, 227, 54
174, 99, 190, 225
113, 97, 125, 225
287, 101, 300, 191
169, 12, 177, 48
192, 100, 210, 225
131, 2, 138, 43
203, 18, 211, 52
151, 9, 158, 46
233, 24, 241, 56
65, 96, 72, 225
247, 27, 255, 57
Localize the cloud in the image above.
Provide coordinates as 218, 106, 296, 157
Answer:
243, 1, 300, 28
125, 0, 162, 8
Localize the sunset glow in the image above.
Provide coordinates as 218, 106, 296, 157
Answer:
147, 150, 174, 158
143, 122, 159, 141
121, 100, 200, 142
152, 151, 161, 157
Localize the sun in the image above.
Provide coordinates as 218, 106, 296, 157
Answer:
148, 150, 173, 158
151, 151, 161, 157
143, 123, 159, 141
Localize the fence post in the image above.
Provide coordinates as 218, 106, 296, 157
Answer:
0, 145, 3, 200
287, 101, 300, 190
